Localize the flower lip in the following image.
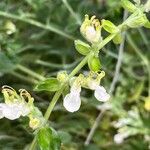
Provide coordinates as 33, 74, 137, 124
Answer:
63, 93, 81, 113
94, 86, 110, 102
88, 81, 110, 102
0, 102, 30, 120
63, 85, 81, 113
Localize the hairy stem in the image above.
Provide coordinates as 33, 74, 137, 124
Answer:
127, 34, 150, 96
109, 11, 128, 94
62, 0, 81, 25
138, 28, 149, 50
10, 71, 38, 84
17, 64, 45, 81
0, 11, 75, 40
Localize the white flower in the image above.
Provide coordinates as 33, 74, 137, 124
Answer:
114, 132, 129, 144
114, 133, 124, 144
0, 103, 30, 120
85, 26, 97, 42
80, 15, 101, 43
89, 81, 110, 102
63, 86, 81, 112
113, 118, 131, 128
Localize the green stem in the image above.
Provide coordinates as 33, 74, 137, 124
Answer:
36, 58, 82, 69
28, 138, 37, 150
127, 34, 150, 96
17, 64, 45, 81
62, 0, 81, 25
138, 28, 149, 50
10, 71, 38, 84
97, 33, 116, 50
0, 11, 75, 40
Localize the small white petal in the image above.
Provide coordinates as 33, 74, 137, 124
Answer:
2, 104, 21, 120
114, 133, 124, 144
63, 92, 81, 113
0, 102, 30, 120
94, 86, 110, 102
0, 104, 5, 119
113, 118, 131, 128
85, 26, 97, 40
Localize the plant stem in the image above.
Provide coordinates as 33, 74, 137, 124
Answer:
17, 64, 45, 81
36, 58, 82, 69
84, 110, 105, 145
97, 33, 116, 50
10, 71, 38, 84
0, 11, 75, 40
62, 0, 81, 25
138, 28, 149, 50
127, 33, 150, 96
109, 11, 128, 94
28, 138, 37, 150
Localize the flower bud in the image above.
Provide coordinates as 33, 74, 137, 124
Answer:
57, 71, 68, 82
88, 55, 101, 72
74, 40, 90, 55
102, 19, 118, 33
80, 15, 102, 43
4, 20, 16, 35
29, 116, 41, 130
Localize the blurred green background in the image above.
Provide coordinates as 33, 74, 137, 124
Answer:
0, 0, 150, 149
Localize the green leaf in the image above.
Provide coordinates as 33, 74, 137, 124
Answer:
113, 33, 123, 44
102, 20, 118, 33
35, 78, 61, 92
37, 127, 61, 150
121, 0, 137, 12
88, 55, 101, 72
74, 40, 90, 55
